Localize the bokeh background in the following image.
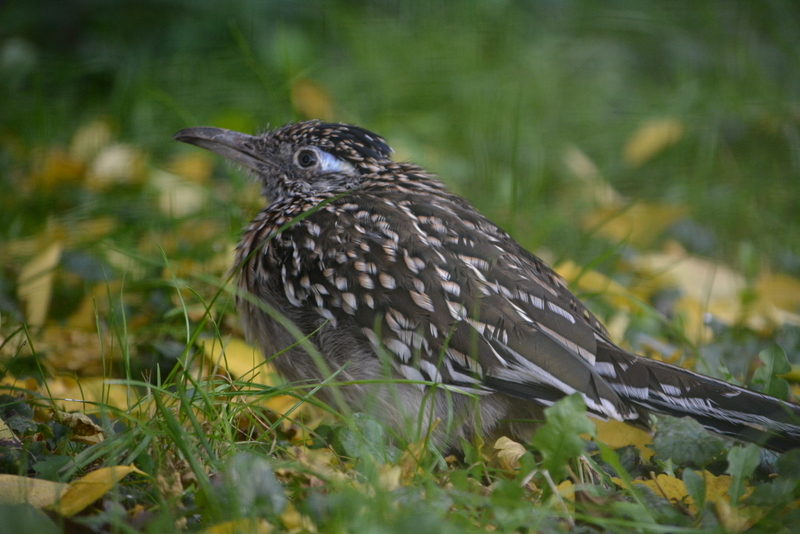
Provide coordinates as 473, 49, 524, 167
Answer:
2, 1, 800, 373
4, 0, 800, 259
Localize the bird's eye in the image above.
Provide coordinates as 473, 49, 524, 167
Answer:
295, 148, 319, 169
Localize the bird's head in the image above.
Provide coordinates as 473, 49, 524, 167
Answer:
173, 120, 393, 200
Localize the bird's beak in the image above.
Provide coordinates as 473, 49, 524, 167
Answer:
173, 127, 271, 171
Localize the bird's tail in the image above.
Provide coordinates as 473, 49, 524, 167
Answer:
595, 341, 800, 452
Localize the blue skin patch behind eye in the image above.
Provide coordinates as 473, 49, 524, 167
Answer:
318, 149, 356, 174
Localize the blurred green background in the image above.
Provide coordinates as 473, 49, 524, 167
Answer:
2, 0, 800, 283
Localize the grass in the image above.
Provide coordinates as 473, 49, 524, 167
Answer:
2, 1, 800, 532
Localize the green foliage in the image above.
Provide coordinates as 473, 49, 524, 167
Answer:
726, 444, 760, 504
751, 344, 792, 400
331, 412, 401, 464
681, 468, 706, 511
0, 504, 59, 534
212, 453, 287, 519
530, 394, 595, 481
651, 416, 728, 466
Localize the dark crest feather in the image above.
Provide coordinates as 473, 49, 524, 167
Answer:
273, 120, 392, 168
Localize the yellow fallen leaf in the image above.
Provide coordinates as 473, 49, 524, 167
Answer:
562, 145, 625, 208
202, 518, 274, 534
624, 471, 751, 517
50, 465, 144, 517
555, 260, 641, 314
0, 417, 20, 444
629, 242, 800, 336
54, 411, 105, 445
713, 496, 760, 533
66, 280, 124, 330
399, 437, 428, 483
378, 464, 402, 492
17, 241, 63, 328
699, 470, 753, 504
198, 338, 322, 429
595, 419, 653, 461
0, 373, 38, 394
632, 473, 690, 509
0, 474, 68, 508
46, 376, 138, 413
150, 169, 208, 217
672, 294, 714, 345
623, 118, 684, 167
197, 337, 273, 387
85, 143, 146, 189
280, 503, 315, 532
287, 446, 348, 484
583, 202, 687, 247
494, 436, 526, 471
70, 119, 113, 163
167, 152, 214, 183
40, 326, 120, 375
779, 365, 800, 383
3, 217, 117, 261
103, 248, 148, 280
556, 479, 575, 502
291, 79, 333, 120
756, 272, 800, 313
74, 216, 119, 243
30, 148, 85, 189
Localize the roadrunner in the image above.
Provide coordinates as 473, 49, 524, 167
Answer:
174, 120, 800, 451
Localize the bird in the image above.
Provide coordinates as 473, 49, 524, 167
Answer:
174, 120, 800, 452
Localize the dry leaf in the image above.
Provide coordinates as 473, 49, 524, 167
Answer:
74, 216, 119, 243
0, 373, 38, 394
202, 518, 275, 534
167, 152, 214, 183
494, 436, 526, 471
595, 419, 654, 461
556, 480, 575, 502
625, 471, 752, 518
70, 119, 113, 162
40, 326, 125, 376
779, 365, 800, 383
287, 446, 348, 484
756, 272, 800, 313
30, 148, 85, 189
54, 411, 105, 445
103, 248, 147, 280
713, 495, 762, 532
398, 437, 428, 483
3, 217, 117, 261
632, 473, 690, 509
378, 464, 402, 492
280, 503, 316, 533
555, 260, 640, 315
50, 465, 144, 517
0, 474, 68, 508
291, 79, 333, 120
629, 242, 800, 336
46, 376, 138, 413
583, 202, 687, 247
0, 417, 21, 445
65, 280, 125, 330
623, 118, 684, 167
86, 143, 146, 189
150, 169, 207, 217
197, 337, 274, 386
17, 241, 63, 328
563, 145, 625, 208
